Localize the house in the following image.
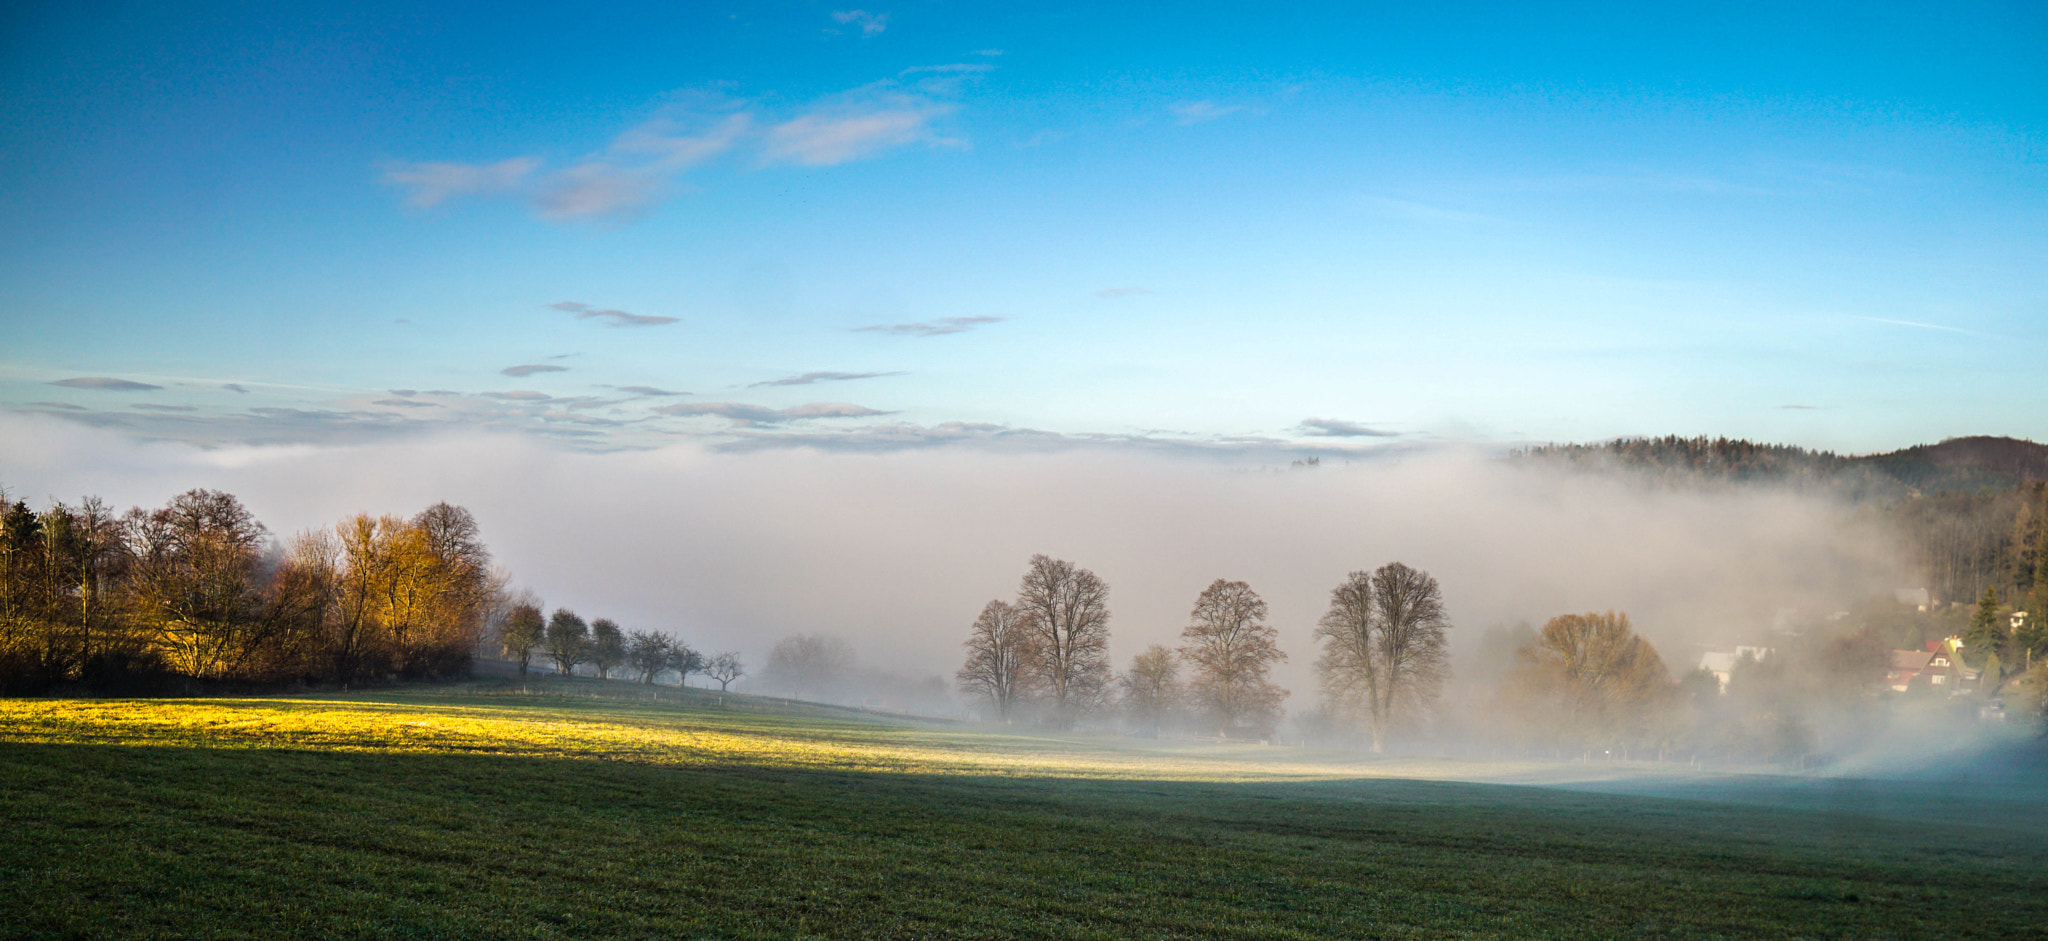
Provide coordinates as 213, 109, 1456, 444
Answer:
1895, 587, 1931, 611
1887, 648, 1933, 691
1889, 637, 1977, 693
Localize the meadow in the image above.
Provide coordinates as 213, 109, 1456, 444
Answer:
3, 679, 2044, 940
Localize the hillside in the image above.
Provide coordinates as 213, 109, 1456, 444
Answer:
1513, 434, 2048, 497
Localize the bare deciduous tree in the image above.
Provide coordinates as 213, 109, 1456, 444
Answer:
1180, 579, 1288, 736
1117, 644, 1183, 735
626, 629, 671, 684
766, 634, 851, 700
1016, 554, 1111, 724
668, 642, 705, 686
705, 651, 745, 691
1314, 562, 1451, 753
957, 599, 1039, 722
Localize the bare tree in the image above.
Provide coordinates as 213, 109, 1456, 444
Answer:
626, 629, 671, 684
589, 617, 625, 679
544, 609, 588, 677
1117, 644, 1183, 735
501, 602, 545, 676
1016, 554, 1111, 724
1314, 562, 1451, 753
1180, 579, 1288, 737
705, 651, 745, 691
766, 634, 851, 700
668, 642, 706, 686
957, 599, 1039, 722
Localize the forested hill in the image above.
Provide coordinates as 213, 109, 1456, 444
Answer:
1512, 435, 2048, 498
1513, 435, 2048, 605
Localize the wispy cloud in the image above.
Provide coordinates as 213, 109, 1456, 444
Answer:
1093, 287, 1152, 299
1858, 316, 1984, 337
853, 315, 1003, 337
1299, 418, 1400, 438
484, 390, 553, 401
653, 401, 892, 426
830, 9, 888, 36
1170, 100, 1243, 125
374, 398, 443, 408
388, 84, 958, 221
25, 401, 86, 410
749, 371, 902, 388
501, 364, 569, 378
537, 112, 752, 220
549, 301, 679, 327
50, 377, 163, 391
132, 404, 197, 412
222, 383, 249, 394
381, 157, 540, 209
763, 93, 954, 166
1777, 404, 1820, 410
618, 385, 688, 397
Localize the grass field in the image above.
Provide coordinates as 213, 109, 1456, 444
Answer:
3, 679, 2045, 940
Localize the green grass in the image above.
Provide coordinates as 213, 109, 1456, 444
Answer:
3, 679, 2044, 939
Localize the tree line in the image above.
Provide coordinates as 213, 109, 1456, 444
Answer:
495, 603, 745, 690
0, 485, 498, 693
956, 554, 2046, 761
958, 554, 1450, 749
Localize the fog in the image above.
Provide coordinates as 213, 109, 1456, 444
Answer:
3, 412, 1908, 709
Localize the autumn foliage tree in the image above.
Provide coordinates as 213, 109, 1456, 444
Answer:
1500, 611, 1674, 756
0, 484, 504, 692
1179, 579, 1287, 736
1314, 562, 1451, 753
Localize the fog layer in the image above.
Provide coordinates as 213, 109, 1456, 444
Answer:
1, 415, 1903, 698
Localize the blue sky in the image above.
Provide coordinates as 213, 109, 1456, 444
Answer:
3, 0, 2044, 455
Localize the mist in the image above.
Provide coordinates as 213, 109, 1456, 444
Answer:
2, 412, 1908, 710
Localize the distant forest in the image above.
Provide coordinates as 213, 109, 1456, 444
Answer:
1514, 435, 2048, 606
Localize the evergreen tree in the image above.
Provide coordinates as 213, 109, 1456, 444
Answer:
1962, 587, 2005, 673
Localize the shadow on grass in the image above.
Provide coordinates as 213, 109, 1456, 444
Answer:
4, 740, 2045, 941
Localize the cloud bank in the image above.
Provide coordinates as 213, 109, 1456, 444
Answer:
0, 416, 1904, 704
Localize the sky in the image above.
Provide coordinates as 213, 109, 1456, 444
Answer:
2, 0, 2043, 456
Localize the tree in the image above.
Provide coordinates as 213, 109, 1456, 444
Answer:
766, 634, 852, 700
1179, 579, 1287, 736
122, 489, 280, 679
1313, 562, 1451, 753
705, 651, 745, 691
544, 609, 588, 676
1016, 555, 1111, 724
1963, 586, 2006, 675
957, 599, 1039, 722
589, 617, 625, 680
1117, 644, 1182, 735
626, 630, 672, 684
1504, 611, 1674, 755
668, 642, 706, 686
501, 603, 545, 676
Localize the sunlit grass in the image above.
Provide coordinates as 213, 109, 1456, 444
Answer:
0, 680, 1561, 783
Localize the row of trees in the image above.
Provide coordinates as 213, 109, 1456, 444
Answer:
0, 486, 501, 692
957, 556, 1452, 748
496, 604, 745, 689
